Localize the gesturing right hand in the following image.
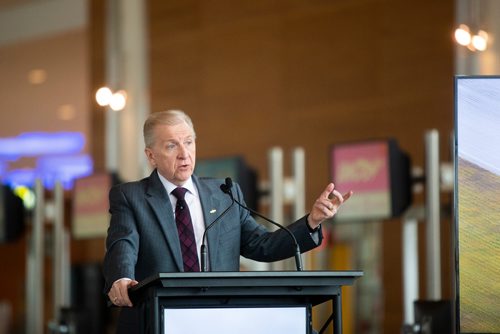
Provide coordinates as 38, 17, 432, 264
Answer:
307, 183, 353, 228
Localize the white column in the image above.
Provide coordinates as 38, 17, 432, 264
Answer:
104, 0, 120, 173
425, 130, 441, 300
105, 0, 150, 181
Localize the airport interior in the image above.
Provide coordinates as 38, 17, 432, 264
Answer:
1, 0, 500, 333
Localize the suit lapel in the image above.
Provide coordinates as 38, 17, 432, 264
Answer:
193, 176, 222, 269
145, 170, 184, 271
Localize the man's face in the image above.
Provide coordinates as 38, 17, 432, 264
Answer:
145, 121, 196, 186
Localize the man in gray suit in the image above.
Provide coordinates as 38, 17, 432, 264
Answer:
103, 110, 352, 333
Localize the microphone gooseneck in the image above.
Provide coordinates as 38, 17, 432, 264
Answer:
222, 177, 303, 271
200, 187, 235, 272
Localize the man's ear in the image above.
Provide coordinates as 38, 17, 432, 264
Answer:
145, 148, 156, 167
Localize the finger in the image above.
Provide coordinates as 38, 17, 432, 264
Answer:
320, 183, 335, 200
314, 199, 336, 217
122, 280, 138, 307
116, 283, 130, 306
109, 290, 120, 306
116, 282, 127, 297
343, 190, 354, 202
317, 198, 334, 211
312, 207, 332, 222
329, 189, 345, 204
122, 290, 133, 307
112, 280, 129, 306
107, 291, 114, 303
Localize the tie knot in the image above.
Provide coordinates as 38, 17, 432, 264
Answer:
172, 187, 188, 200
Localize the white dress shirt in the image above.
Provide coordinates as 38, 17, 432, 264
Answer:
157, 174, 206, 262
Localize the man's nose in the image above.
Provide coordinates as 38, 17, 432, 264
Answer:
177, 144, 188, 157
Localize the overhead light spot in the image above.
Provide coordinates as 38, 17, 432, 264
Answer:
58, 104, 76, 121
28, 69, 47, 85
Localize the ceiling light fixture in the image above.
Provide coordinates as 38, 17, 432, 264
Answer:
471, 30, 488, 51
454, 0, 489, 52
95, 87, 127, 111
454, 24, 471, 46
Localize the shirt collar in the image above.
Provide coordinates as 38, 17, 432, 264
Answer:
157, 172, 197, 197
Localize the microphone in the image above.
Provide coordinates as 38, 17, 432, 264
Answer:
200, 186, 235, 272
221, 177, 303, 271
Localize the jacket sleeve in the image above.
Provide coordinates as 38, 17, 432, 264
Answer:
236, 183, 322, 262
102, 184, 139, 293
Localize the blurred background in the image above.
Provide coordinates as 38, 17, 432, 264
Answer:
0, 0, 498, 333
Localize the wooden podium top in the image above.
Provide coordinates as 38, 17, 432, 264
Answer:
133, 270, 363, 289
130, 270, 363, 306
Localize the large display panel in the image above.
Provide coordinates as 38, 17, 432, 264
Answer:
455, 76, 500, 333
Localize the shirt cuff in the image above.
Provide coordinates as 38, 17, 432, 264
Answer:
306, 218, 321, 233
113, 277, 132, 285
309, 228, 320, 244
306, 219, 321, 244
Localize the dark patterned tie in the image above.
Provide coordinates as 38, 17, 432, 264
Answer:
172, 187, 200, 272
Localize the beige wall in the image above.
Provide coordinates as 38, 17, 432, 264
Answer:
0, 29, 89, 142
146, 0, 454, 201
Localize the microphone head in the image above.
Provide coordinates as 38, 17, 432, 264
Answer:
220, 177, 233, 194
220, 183, 229, 193
225, 177, 233, 189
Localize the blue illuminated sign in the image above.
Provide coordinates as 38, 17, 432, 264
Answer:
0, 132, 85, 160
0, 132, 93, 189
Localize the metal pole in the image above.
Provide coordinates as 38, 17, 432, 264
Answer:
53, 181, 70, 322
292, 147, 306, 220
333, 292, 343, 334
269, 147, 284, 270
292, 147, 307, 268
26, 179, 44, 334
402, 216, 419, 324
425, 130, 441, 299
269, 147, 284, 228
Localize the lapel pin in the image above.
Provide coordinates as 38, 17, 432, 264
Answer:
210, 209, 217, 214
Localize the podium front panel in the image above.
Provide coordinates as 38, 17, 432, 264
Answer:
163, 305, 309, 334
130, 271, 363, 334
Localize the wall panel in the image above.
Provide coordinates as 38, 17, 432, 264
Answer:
147, 0, 455, 331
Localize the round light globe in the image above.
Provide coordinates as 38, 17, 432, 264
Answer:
96, 87, 113, 106
109, 91, 127, 111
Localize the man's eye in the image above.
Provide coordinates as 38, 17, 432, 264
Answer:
166, 144, 177, 150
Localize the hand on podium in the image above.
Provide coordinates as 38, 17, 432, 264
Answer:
108, 278, 139, 307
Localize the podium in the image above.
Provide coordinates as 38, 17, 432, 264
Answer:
130, 270, 363, 334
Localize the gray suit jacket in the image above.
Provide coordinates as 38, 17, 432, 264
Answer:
103, 169, 322, 291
